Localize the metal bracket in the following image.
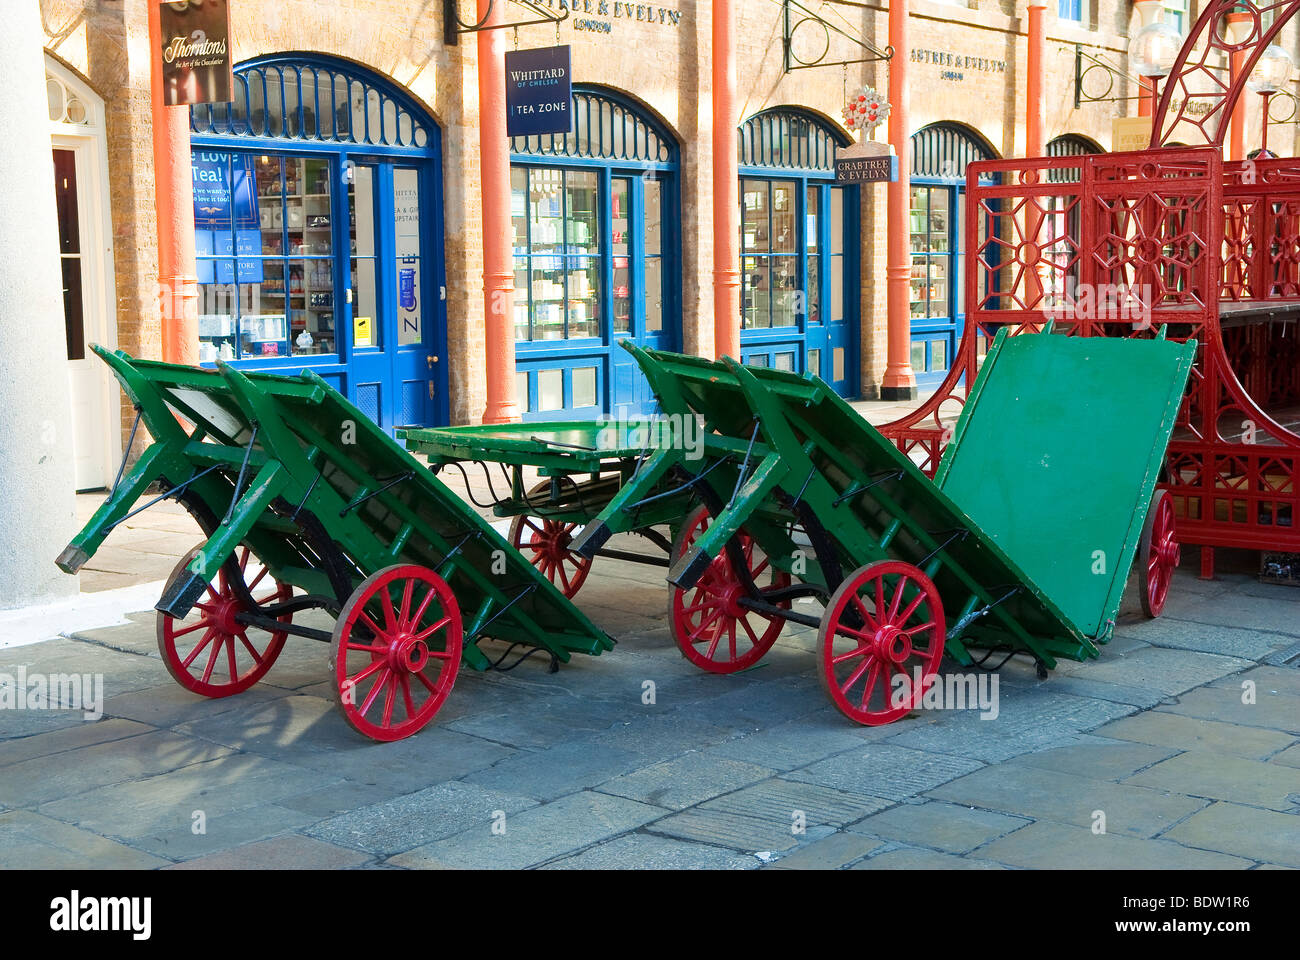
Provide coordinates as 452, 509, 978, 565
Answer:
1072, 44, 1151, 109
445, 0, 569, 46
783, 0, 892, 74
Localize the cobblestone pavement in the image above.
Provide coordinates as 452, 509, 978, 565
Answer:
2, 520, 1297, 868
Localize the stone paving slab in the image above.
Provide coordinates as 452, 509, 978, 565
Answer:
0, 809, 169, 869
927, 763, 1208, 838
1004, 738, 1179, 781
129, 803, 324, 861
695, 777, 893, 830
0, 728, 235, 807
970, 819, 1252, 870
1270, 744, 1300, 768
1097, 711, 1297, 760
1112, 615, 1293, 661
767, 830, 884, 869
165, 834, 374, 870
540, 832, 759, 869
1125, 751, 1300, 812
305, 780, 539, 856
644, 807, 805, 854
390, 791, 667, 869
37, 752, 342, 841
595, 752, 776, 810
850, 846, 1007, 869
846, 800, 1030, 854
1207, 664, 1300, 698
1156, 685, 1300, 735
463, 740, 647, 802
102, 682, 293, 730
1055, 646, 1251, 697
1162, 801, 1300, 868
786, 743, 986, 801
700, 715, 867, 772
0, 717, 152, 767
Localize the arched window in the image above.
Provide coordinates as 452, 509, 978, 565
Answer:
737, 108, 859, 398
510, 86, 680, 419
909, 122, 998, 386
188, 55, 446, 430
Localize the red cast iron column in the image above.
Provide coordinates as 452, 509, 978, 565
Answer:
478, 0, 521, 423
714, 0, 740, 360
883, 0, 917, 399
149, 0, 198, 364
1026, 2, 1046, 157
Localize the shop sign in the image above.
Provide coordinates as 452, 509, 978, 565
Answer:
160, 0, 233, 105
1112, 116, 1153, 152
836, 142, 897, 184
505, 46, 573, 138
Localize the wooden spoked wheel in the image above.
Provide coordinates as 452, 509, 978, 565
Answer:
156, 544, 293, 698
331, 564, 463, 741
668, 506, 792, 674
817, 560, 945, 726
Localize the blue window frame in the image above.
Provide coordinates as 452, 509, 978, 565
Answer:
909, 122, 997, 389
738, 108, 860, 399
510, 86, 680, 420
188, 55, 448, 430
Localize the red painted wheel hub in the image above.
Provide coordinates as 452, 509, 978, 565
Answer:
156, 544, 292, 698
331, 564, 463, 742
668, 507, 791, 674
816, 559, 945, 726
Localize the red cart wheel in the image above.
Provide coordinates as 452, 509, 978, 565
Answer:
1139, 489, 1179, 618
668, 506, 792, 674
509, 481, 593, 599
817, 560, 945, 726
156, 544, 293, 698
331, 564, 463, 741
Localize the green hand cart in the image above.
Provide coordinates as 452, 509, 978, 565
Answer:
398, 420, 729, 599
572, 330, 1195, 725
58, 348, 612, 741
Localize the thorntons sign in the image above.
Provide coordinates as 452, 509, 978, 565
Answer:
160, 0, 232, 106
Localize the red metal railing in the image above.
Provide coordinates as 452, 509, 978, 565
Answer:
880, 147, 1300, 573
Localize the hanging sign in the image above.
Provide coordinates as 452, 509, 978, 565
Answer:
160, 0, 233, 106
505, 46, 573, 138
835, 141, 897, 184
1112, 116, 1153, 153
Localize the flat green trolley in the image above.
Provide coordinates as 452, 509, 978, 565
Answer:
58, 348, 612, 741
572, 331, 1194, 724
399, 419, 721, 599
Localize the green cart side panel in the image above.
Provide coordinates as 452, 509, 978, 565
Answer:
74, 348, 612, 663
935, 331, 1196, 640
625, 345, 1088, 658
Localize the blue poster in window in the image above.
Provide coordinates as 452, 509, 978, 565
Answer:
399, 267, 416, 310
505, 46, 572, 138
195, 230, 215, 285
192, 151, 259, 228
213, 229, 263, 284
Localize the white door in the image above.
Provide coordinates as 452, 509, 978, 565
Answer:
49, 63, 117, 491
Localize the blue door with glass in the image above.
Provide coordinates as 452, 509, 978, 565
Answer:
510, 87, 680, 421
908, 123, 996, 390
189, 55, 448, 430
738, 109, 859, 398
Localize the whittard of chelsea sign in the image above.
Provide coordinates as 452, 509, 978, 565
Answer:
505, 46, 573, 138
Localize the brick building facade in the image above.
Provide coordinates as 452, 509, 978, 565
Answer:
35, 0, 1300, 488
